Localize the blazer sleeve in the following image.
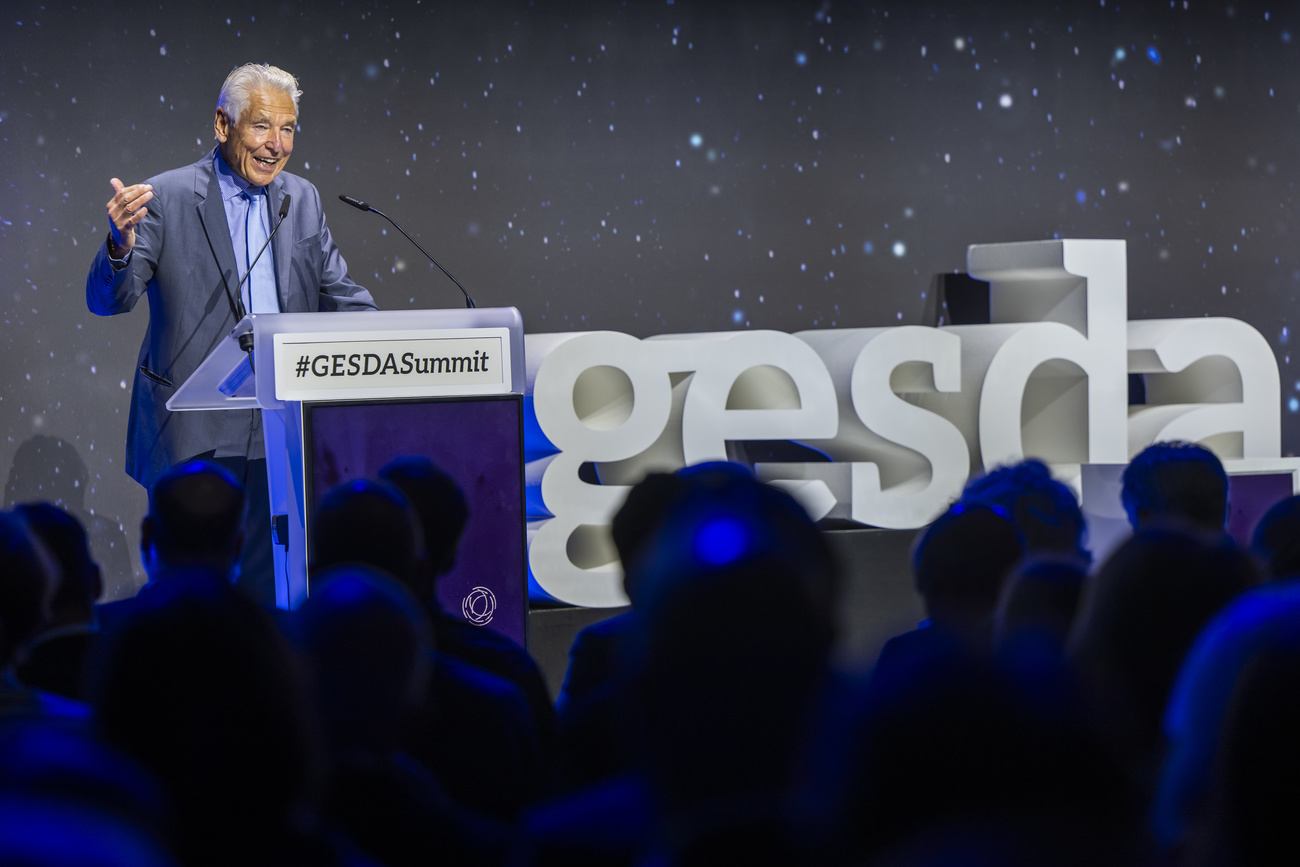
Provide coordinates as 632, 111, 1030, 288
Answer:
85, 191, 163, 317
307, 184, 378, 312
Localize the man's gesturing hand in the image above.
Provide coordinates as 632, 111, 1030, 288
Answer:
106, 178, 153, 259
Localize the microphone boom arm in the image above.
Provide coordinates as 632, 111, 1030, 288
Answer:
339, 195, 476, 308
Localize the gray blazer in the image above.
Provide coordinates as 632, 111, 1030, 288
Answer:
86, 151, 377, 487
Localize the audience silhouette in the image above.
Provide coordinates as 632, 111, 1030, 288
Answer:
378, 457, 557, 776
96, 459, 247, 636
1122, 441, 1229, 532
962, 458, 1091, 563
310, 477, 548, 820
1250, 493, 1300, 581
296, 565, 506, 866
0, 510, 56, 674
0, 509, 87, 722
1070, 526, 1258, 802
12, 503, 102, 701
1188, 634, 1300, 866
872, 501, 1024, 683
0, 720, 174, 866
0, 441, 1290, 864
552, 469, 693, 792
1154, 578, 1300, 856
90, 575, 341, 866
629, 465, 838, 863
994, 556, 1088, 652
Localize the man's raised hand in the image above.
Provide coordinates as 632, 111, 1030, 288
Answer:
106, 178, 153, 259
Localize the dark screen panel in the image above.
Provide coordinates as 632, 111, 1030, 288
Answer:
306, 396, 526, 649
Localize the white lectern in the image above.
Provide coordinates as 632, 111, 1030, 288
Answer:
168, 308, 527, 641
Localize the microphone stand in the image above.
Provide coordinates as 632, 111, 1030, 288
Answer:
233, 193, 292, 358
339, 194, 476, 308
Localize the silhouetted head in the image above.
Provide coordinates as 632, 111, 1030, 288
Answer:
628, 465, 838, 814
1206, 634, 1300, 864
90, 575, 318, 858
378, 457, 467, 592
295, 565, 431, 756
1250, 494, 1300, 581
310, 478, 423, 584
0, 797, 175, 867
141, 460, 245, 581
962, 459, 1089, 563
841, 648, 1133, 863
1121, 441, 1228, 532
0, 720, 168, 857
0, 510, 56, 667
636, 461, 835, 622
15, 503, 102, 626
1071, 526, 1256, 760
995, 556, 1088, 651
1156, 581, 1300, 851
912, 503, 1025, 634
611, 471, 693, 605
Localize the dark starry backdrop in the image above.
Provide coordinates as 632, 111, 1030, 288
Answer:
3, 0, 1298, 596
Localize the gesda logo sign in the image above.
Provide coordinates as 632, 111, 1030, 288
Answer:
523, 239, 1284, 607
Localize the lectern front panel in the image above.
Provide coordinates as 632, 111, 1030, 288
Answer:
303, 396, 527, 649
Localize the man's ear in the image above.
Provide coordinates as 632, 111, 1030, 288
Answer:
214, 108, 232, 143
1130, 507, 1150, 532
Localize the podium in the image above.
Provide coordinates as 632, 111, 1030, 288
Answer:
168, 308, 528, 648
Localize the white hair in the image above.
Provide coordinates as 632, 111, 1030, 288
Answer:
216, 63, 302, 124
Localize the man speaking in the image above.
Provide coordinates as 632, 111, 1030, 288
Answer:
86, 63, 377, 604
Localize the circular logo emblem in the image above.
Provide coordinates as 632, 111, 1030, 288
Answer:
461, 586, 497, 626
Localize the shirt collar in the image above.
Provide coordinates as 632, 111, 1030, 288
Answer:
214, 148, 259, 202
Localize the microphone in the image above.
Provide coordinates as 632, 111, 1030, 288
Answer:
338, 194, 475, 308
220, 192, 293, 326
234, 192, 291, 355
236, 192, 292, 312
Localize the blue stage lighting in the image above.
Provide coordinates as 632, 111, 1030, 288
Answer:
692, 515, 750, 566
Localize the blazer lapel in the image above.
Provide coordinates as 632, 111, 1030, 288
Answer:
195, 154, 241, 317
267, 178, 293, 310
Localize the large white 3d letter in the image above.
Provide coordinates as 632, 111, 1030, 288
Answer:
528, 332, 672, 607
651, 331, 839, 465
780, 326, 969, 528
521, 237, 1290, 610
959, 239, 1130, 478
1127, 317, 1280, 458
527, 330, 838, 607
